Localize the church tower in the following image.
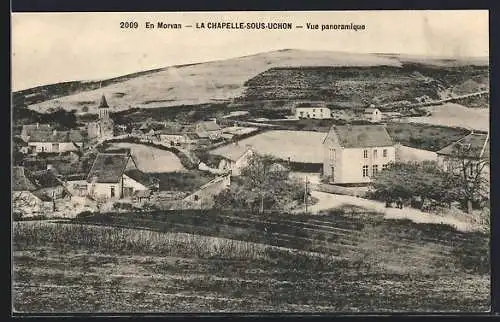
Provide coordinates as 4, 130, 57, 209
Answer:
98, 95, 110, 119
88, 94, 114, 140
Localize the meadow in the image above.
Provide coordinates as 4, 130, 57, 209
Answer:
12, 209, 490, 312
106, 142, 186, 173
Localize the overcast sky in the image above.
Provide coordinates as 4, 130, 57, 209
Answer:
12, 10, 489, 91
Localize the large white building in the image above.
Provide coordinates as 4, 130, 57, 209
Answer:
25, 129, 85, 154
322, 124, 396, 184
295, 106, 332, 119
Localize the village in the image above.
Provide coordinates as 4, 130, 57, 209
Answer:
12, 91, 490, 230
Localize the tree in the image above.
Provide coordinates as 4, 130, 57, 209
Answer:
372, 161, 453, 209
443, 143, 490, 213
213, 154, 304, 214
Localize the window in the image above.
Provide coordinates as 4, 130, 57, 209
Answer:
363, 150, 368, 158
52, 143, 59, 152
470, 163, 474, 176
313, 109, 316, 112
362, 165, 369, 177
372, 165, 379, 176
329, 148, 336, 161
373, 149, 378, 159
382, 164, 388, 170
312, 114, 316, 118
383, 149, 388, 157
110, 186, 115, 197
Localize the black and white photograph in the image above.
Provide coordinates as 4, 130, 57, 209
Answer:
11, 10, 490, 313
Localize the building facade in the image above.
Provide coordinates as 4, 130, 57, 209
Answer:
363, 108, 383, 122
322, 125, 396, 184
295, 106, 332, 119
26, 129, 85, 154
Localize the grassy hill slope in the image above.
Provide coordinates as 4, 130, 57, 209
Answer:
17, 49, 488, 114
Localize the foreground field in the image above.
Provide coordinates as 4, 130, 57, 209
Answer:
13, 209, 489, 312
106, 143, 186, 173
406, 103, 489, 132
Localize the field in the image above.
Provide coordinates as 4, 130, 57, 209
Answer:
13, 209, 490, 312
386, 122, 471, 152
406, 103, 489, 132
211, 130, 326, 164
106, 143, 186, 173
21, 49, 488, 114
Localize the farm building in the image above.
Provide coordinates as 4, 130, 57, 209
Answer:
20, 123, 51, 141
294, 104, 332, 119
182, 174, 231, 209
195, 120, 223, 140
210, 143, 255, 176
87, 95, 115, 140
436, 131, 489, 180
363, 107, 383, 122
26, 129, 86, 154
322, 124, 396, 184
86, 150, 149, 200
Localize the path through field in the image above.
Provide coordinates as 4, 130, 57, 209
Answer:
299, 191, 478, 232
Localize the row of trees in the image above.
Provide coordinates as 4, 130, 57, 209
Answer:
372, 144, 489, 213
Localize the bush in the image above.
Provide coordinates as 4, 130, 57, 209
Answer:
76, 211, 95, 219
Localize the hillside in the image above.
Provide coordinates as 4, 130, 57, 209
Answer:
240, 64, 488, 108
17, 49, 488, 114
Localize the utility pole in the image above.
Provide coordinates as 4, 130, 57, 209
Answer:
304, 176, 309, 214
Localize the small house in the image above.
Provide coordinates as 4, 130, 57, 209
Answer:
210, 143, 255, 176
363, 107, 382, 123
436, 131, 489, 180
86, 151, 149, 200
20, 123, 51, 141
195, 120, 222, 140
26, 129, 85, 154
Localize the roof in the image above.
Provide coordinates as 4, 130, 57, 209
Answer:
86, 152, 132, 183
22, 124, 51, 135
28, 129, 85, 143
210, 144, 253, 162
196, 121, 221, 132
99, 95, 109, 108
12, 166, 39, 191
32, 170, 63, 188
328, 125, 394, 148
364, 108, 379, 113
124, 169, 154, 187
436, 132, 489, 159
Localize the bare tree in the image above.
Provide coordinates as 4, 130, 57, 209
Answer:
444, 143, 489, 213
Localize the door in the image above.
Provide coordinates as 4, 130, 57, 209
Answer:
110, 186, 115, 198
330, 166, 335, 182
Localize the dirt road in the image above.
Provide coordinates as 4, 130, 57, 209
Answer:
297, 191, 478, 232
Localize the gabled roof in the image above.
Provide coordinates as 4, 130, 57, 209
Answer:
210, 144, 253, 162
12, 166, 39, 191
28, 129, 85, 143
99, 95, 109, 108
436, 132, 489, 159
21, 124, 51, 136
196, 121, 221, 132
86, 151, 134, 183
326, 125, 394, 148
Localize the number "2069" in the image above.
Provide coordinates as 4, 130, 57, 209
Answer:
120, 21, 139, 28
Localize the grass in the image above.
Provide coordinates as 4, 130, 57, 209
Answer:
12, 209, 490, 312
211, 130, 326, 163
106, 142, 186, 173
386, 122, 471, 151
